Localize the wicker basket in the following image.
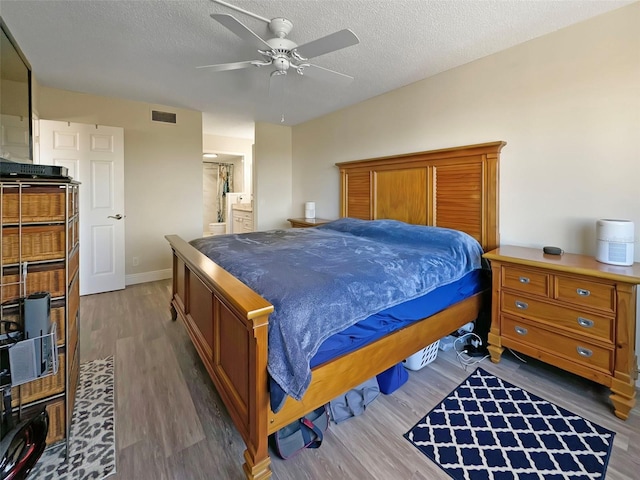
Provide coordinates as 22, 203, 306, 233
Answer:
46, 399, 66, 444
67, 188, 77, 218
67, 347, 80, 424
69, 249, 79, 281
51, 306, 65, 347
0, 305, 65, 347
0, 262, 66, 304
21, 399, 66, 445
68, 278, 79, 353
1, 189, 66, 224
403, 340, 440, 371
2, 225, 66, 264
71, 217, 79, 251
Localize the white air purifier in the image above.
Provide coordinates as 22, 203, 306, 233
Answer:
595, 219, 635, 266
304, 201, 316, 219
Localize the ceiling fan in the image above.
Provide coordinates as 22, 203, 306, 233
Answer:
198, 0, 360, 93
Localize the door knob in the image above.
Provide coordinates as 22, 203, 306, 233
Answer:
108, 214, 123, 220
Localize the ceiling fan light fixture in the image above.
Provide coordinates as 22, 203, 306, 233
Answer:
273, 56, 290, 72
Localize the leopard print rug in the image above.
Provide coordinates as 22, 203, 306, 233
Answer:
30, 356, 115, 480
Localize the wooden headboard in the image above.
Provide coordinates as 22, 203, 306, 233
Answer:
336, 141, 506, 252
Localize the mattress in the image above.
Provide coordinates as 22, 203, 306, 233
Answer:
191, 217, 485, 410
310, 269, 485, 368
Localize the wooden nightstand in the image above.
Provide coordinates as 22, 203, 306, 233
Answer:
287, 218, 334, 228
483, 245, 640, 420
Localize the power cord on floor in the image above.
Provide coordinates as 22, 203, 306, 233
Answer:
507, 348, 528, 363
453, 332, 489, 370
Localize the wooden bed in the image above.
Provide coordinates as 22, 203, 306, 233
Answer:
165, 141, 506, 480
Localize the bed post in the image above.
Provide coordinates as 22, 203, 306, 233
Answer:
170, 252, 178, 321
243, 315, 271, 480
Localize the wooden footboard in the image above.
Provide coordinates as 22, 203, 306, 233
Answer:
166, 235, 274, 480
268, 290, 484, 433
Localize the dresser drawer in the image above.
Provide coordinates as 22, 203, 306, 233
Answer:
232, 211, 253, 233
501, 315, 613, 373
233, 210, 252, 221
501, 292, 614, 342
501, 266, 549, 297
555, 275, 615, 313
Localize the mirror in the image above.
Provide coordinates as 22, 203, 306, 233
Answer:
1, 18, 32, 162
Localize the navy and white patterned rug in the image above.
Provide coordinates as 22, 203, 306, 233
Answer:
405, 367, 615, 479
30, 356, 116, 480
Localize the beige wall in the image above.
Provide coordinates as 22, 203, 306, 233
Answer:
292, 3, 640, 261
38, 87, 203, 283
254, 122, 292, 230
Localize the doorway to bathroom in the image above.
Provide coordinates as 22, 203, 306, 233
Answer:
202, 152, 246, 236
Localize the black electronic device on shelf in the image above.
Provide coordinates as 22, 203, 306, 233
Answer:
0, 158, 69, 180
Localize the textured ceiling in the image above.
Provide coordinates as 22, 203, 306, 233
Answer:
0, 0, 633, 138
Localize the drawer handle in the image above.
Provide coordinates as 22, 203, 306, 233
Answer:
518, 276, 530, 284
576, 346, 593, 358
514, 326, 528, 336
577, 317, 594, 328
515, 301, 528, 310
576, 288, 591, 297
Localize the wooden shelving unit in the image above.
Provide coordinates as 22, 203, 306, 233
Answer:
0, 178, 80, 445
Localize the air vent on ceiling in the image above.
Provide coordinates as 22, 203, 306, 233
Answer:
151, 110, 177, 124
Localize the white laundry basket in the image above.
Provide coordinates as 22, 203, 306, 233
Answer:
403, 340, 440, 371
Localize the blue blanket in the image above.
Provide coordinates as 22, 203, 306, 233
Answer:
190, 218, 483, 412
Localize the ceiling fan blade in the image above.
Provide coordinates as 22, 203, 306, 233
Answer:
211, 13, 272, 50
302, 64, 354, 85
196, 60, 257, 72
294, 29, 359, 60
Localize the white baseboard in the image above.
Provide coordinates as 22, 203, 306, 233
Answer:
125, 268, 172, 286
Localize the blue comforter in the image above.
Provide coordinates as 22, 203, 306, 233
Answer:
190, 218, 483, 412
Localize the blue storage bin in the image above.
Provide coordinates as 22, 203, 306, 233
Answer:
376, 362, 408, 394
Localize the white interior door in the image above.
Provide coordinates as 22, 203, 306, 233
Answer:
38, 120, 125, 295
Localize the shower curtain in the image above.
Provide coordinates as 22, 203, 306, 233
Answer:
216, 163, 234, 222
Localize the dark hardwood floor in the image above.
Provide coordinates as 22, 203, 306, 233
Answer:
79, 280, 639, 479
